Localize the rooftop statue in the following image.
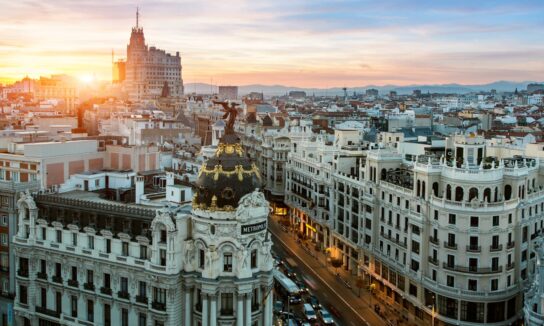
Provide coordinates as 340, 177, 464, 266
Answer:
214, 101, 239, 134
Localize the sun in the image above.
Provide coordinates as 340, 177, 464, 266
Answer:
79, 74, 95, 84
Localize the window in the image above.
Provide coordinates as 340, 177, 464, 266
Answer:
104, 273, 111, 289
411, 241, 420, 254
87, 300, 94, 322
71, 295, 78, 317
470, 216, 478, 227
72, 233, 77, 246
88, 236, 94, 249
87, 270, 93, 285
491, 279, 498, 291
41, 227, 46, 240
0, 234, 6, 246
153, 287, 166, 305
0, 216, 7, 226
139, 281, 147, 297
224, 253, 233, 272
55, 263, 61, 277
138, 313, 147, 326
140, 245, 147, 259
56, 230, 62, 243
447, 275, 454, 287
448, 233, 456, 247
492, 257, 499, 271
468, 279, 477, 291
106, 239, 111, 253
250, 250, 257, 269
122, 242, 129, 256
121, 308, 128, 326
19, 285, 28, 304
221, 293, 234, 315
120, 277, 128, 293
448, 214, 456, 225
199, 249, 205, 269
409, 283, 417, 297
434, 210, 438, 220
493, 216, 499, 226
160, 249, 166, 266
71, 266, 77, 281
104, 303, 111, 326
447, 255, 455, 267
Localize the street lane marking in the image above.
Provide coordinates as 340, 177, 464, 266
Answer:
270, 230, 371, 326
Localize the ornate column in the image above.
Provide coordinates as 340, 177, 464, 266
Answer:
264, 287, 273, 326
201, 294, 208, 326
209, 295, 217, 326
245, 293, 251, 326
236, 295, 244, 326
184, 288, 192, 326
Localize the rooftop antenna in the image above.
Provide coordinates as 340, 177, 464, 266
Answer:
136, 6, 139, 28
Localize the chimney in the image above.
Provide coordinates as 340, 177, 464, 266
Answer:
135, 176, 144, 204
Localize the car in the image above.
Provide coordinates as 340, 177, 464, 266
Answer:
319, 308, 335, 325
280, 311, 297, 321
296, 281, 309, 294
303, 303, 317, 321
285, 267, 297, 279
306, 295, 322, 310
274, 300, 283, 315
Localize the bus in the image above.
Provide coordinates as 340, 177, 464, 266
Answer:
273, 269, 302, 304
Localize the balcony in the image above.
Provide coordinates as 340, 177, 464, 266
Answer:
83, 283, 95, 291
52, 275, 63, 284
490, 244, 503, 252
17, 269, 29, 278
36, 306, 61, 318
429, 237, 439, 246
507, 242, 515, 250
442, 263, 502, 274
136, 295, 148, 305
37, 272, 48, 280
506, 263, 515, 271
428, 256, 439, 266
466, 245, 481, 253
443, 241, 458, 250
152, 301, 166, 311
118, 291, 130, 300
100, 287, 112, 296
67, 279, 79, 288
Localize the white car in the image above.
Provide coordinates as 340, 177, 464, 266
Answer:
303, 303, 317, 321
319, 308, 335, 325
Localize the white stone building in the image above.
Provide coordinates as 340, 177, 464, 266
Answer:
284, 132, 542, 325
12, 135, 274, 325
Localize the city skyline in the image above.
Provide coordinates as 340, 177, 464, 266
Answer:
0, 0, 543, 88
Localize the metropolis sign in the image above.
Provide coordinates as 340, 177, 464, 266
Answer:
241, 221, 267, 235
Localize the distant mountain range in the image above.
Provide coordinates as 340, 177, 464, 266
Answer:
185, 81, 542, 96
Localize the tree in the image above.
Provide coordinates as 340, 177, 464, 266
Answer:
331, 259, 343, 273
355, 277, 365, 297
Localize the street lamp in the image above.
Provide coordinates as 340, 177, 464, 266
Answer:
369, 283, 376, 308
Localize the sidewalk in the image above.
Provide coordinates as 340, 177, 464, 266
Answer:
270, 215, 425, 326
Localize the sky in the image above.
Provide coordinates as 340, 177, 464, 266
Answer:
0, 0, 543, 88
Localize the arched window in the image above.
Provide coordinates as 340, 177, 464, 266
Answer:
417, 180, 421, 197
421, 181, 426, 199
432, 182, 439, 197
381, 168, 387, 181
446, 185, 452, 200
468, 188, 478, 201
483, 188, 491, 203
504, 185, 512, 200
455, 187, 464, 202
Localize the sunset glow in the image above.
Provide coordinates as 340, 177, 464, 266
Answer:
0, 0, 543, 87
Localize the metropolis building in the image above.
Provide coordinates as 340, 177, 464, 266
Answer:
11, 134, 274, 325
285, 132, 542, 325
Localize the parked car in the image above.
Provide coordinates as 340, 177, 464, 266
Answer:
319, 308, 335, 325
303, 303, 317, 321
306, 295, 322, 310
296, 281, 309, 294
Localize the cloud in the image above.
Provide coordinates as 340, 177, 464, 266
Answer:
0, 0, 542, 86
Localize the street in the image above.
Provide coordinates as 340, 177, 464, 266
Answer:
269, 215, 387, 326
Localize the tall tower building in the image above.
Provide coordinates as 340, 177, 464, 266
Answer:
125, 9, 183, 102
